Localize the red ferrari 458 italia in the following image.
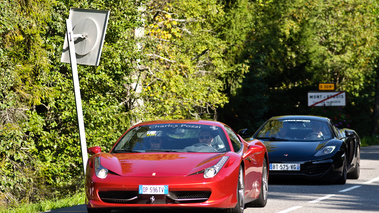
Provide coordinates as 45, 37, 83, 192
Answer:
85, 120, 268, 213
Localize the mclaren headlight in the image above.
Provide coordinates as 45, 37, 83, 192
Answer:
315, 145, 336, 156
94, 157, 108, 179
204, 156, 229, 178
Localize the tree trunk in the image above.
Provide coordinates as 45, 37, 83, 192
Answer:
372, 65, 379, 136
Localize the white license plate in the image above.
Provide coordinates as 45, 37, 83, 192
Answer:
139, 185, 168, 194
270, 163, 300, 171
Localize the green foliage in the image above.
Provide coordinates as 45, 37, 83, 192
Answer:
0, 190, 84, 213
1, 0, 232, 209
361, 135, 379, 147
220, 0, 379, 134
134, 0, 229, 120
218, 0, 269, 130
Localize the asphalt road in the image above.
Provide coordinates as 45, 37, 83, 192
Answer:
46, 145, 379, 213
246, 145, 379, 213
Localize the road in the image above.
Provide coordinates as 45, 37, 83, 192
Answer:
46, 145, 379, 213
245, 145, 379, 213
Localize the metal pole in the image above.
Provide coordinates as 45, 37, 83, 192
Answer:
66, 19, 88, 175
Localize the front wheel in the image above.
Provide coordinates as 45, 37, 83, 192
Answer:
225, 166, 244, 213
247, 158, 268, 207
336, 154, 347, 184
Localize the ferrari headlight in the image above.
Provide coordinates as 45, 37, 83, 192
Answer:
204, 156, 229, 178
94, 157, 108, 179
315, 146, 336, 156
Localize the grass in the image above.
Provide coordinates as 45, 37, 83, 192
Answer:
361, 135, 379, 147
0, 191, 85, 213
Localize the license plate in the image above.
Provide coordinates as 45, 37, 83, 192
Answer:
270, 163, 300, 171
139, 185, 168, 194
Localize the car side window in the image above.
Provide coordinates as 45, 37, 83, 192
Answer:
224, 126, 242, 152
329, 121, 340, 138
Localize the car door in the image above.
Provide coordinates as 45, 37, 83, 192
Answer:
224, 125, 260, 198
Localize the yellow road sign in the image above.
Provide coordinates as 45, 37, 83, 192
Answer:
319, 83, 335, 91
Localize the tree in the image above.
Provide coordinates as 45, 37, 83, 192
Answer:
371, 2, 379, 136
217, 0, 269, 130
221, 0, 379, 134
133, 0, 229, 121
0, 0, 59, 206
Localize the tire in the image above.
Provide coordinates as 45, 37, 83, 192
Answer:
247, 158, 268, 207
347, 147, 360, 179
226, 166, 244, 213
336, 155, 347, 184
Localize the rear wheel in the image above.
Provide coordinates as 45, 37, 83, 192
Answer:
247, 158, 268, 207
226, 166, 244, 213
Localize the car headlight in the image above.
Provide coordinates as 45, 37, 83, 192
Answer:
315, 146, 336, 156
204, 156, 229, 178
94, 157, 108, 179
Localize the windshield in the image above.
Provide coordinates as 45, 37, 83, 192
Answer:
112, 123, 230, 153
255, 119, 333, 141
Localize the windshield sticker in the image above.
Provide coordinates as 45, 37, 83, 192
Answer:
152, 124, 201, 129
147, 131, 162, 137
283, 120, 311, 123
210, 126, 219, 130
152, 124, 179, 128
179, 124, 201, 129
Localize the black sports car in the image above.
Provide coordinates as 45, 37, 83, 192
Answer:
244, 115, 360, 184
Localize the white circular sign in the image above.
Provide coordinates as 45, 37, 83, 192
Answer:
72, 18, 99, 56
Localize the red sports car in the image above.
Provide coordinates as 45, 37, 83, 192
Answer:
85, 120, 268, 213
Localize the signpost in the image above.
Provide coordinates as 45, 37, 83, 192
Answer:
318, 83, 335, 91
308, 91, 346, 107
61, 8, 110, 175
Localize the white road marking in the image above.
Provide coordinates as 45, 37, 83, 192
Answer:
276, 176, 379, 213
364, 176, 379, 184
308, 194, 335, 204
339, 185, 361, 193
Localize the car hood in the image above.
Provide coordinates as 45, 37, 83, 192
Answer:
98, 152, 226, 177
263, 140, 336, 162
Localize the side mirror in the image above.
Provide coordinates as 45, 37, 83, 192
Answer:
243, 144, 264, 158
238, 128, 253, 139
345, 130, 356, 138
88, 146, 102, 155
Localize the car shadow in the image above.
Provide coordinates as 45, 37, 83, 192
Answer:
268, 177, 331, 185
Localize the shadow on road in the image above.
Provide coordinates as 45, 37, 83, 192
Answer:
46, 205, 222, 213
360, 145, 379, 160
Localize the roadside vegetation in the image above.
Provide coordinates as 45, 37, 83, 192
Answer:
361, 136, 379, 147
1, 0, 378, 212
0, 191, 84, 213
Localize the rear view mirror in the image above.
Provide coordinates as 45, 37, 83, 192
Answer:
88, 146, 102, 155
345, 130, 356, 138
243, 144, 264, 158
238, 128, 254, 139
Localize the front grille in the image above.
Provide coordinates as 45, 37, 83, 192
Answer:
167, 191, 211, 203
302, 163, 331, 175
98, 190, 211, 204
99, 191, 138, 203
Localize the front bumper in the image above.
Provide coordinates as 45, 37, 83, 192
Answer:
86, 172, 238, 209
268, 158, 344, 181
